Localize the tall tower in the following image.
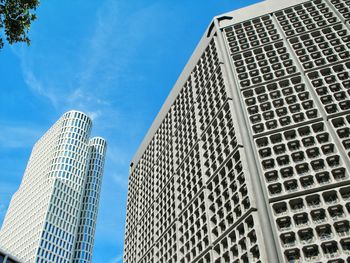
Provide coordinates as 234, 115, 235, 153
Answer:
124, 0, 350, 262
0, 110, 107, 263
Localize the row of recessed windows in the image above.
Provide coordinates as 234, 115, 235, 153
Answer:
64, 111, 90, 122
89, 163, 102, 171
89, 138, 106, 146
43, 225, 72, 247
56, 137, 84, 147
77, 218, 96, 232
37, 247, 70, 263
81, 202, 97, 212
63, 118, 89, 130
53, 156, 79, 165
84, 182, 99, 190
79, 215, 97, 226
58, 131, 84, 141
84, 189, 98, 199
48, 209, 76, 230
85, 175, 101, 185
57, 137, 87, 150
82, 196, 98, 204
62, 124, 88, 135
50, 200, 77, 224
39, 240, 70, 256
91, 158, 103, 165
54, 182, 81, 200
46, 212, 76, 233
78, 219, 96, 232
53, 149, 85, 161
41, 227, 73, 249
75, 241, 93, 252
53, 187, 80, 207
73, 250, 91, 262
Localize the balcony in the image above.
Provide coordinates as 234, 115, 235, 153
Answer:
321, 241, 339, 259
316, 224, 333, 241
294, 213, 309, 228
281, 232, 296, 248
302, 245, 320, 262
284, 248, 301, 263
277, 217, 292, 231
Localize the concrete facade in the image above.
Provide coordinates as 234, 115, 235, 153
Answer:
0, 111, 107, 263
0, 247, 23, 263
124, 0, 350, 262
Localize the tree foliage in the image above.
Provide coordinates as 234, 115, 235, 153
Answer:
0, 0, 39, 49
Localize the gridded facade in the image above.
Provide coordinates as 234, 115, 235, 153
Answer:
0, 247, 23, 263
73, 137, 107, 263
124, 0, 350, 262
0, 111, 107, 263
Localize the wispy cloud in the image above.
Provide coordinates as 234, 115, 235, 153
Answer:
0, 204, 6, 214
76, 0, 120, 91
106, 146, 128, 166
10, 0, 120, 120
108, 253, 123, 263
112, 173, 128, 189
11, 0, 166, 126
15, 45, 111, 119
0, 182, 18, 193
22, 67, 59, 107
0, 124, 42, 148
105, 146, 129, 188
11, 46, 61, 108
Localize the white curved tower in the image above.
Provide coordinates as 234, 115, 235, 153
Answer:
0, 110, 107, 263
73, 137, 107, 263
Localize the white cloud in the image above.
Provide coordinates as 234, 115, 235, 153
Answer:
86, 110, 102, 121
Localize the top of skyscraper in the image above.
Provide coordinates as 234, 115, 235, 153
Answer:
130, 0, 310, 166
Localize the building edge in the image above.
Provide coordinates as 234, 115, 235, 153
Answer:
130, 0, 310, 169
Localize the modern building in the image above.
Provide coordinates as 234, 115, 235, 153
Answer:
0, 110, 107, 263
123, 0, 350, 262
0, 247, 23, 263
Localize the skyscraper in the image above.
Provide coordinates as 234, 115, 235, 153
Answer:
0, 110, 107, 263
124, 0, 350, 262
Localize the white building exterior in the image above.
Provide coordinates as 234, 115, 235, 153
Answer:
0, 247, 23, 263
124, 0, 350, 262
0, 110, 107, 263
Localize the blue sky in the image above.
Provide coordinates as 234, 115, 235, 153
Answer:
0, 0, 261, 262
